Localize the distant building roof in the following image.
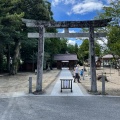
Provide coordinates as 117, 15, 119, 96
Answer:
54, 54, 78, 61
102, 54, 113, 59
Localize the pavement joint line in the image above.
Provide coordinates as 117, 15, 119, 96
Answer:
1, 92, 120, 98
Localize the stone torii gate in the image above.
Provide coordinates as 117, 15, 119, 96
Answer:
22, 18, 111, 93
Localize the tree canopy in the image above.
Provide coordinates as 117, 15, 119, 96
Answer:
0, 0, 72, 73
77, 39, 101, 64
94, 0, 120, 58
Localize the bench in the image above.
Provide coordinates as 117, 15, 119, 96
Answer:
60, 79, 73, 92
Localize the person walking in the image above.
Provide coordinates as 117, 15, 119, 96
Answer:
74, 64, 80, 83
80, 69, 84, 77
80, 69, 84, 80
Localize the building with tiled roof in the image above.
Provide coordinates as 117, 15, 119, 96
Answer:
54, 54, 78, 69
102, 54, 113, 59
102, 54, 119, 67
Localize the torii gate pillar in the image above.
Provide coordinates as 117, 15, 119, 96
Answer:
89, 26, 97, 92
36, 26, 45, 92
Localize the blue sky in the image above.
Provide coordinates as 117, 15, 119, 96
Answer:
48, 0, 112, 46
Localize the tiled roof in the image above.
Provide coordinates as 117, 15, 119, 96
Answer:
54, 54, 78, 61
102, 54, 113, 58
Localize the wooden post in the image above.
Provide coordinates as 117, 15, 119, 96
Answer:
29, 77, 32, 93
89, 26, 97, 92
7, 44, 10, 72
118, 59, 120, 76
64, 28, 69, 33
36, 25, 44, 92
102, 73, 105, 95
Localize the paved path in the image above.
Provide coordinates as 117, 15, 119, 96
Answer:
50, 68, 88, 96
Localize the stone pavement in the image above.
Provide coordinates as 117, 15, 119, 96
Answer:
50, 68, 89, 96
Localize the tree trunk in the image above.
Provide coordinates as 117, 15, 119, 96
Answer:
0, 41, 3, 73
10, 40, 21, 75
7, 44, 10, 72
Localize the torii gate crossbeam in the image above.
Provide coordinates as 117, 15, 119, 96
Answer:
28, 33, 106, 38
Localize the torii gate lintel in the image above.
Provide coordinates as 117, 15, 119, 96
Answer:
22, 18, 111, 28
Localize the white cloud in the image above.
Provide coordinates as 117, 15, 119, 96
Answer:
69, 30, 76, 33
52, 0, 60, 6
67, 40, 76, 45
97, 40, 104, 45
76, 37, 89, 40
64, 0, 76, 5
66, 11, 72, 16
52, 0, 105, 15
52, 0, 76, 6
97, 37, 108, 45
71, 1, 103, 15
58, 29, 76, 33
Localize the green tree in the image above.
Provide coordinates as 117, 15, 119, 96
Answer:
107, 26, 120, 56
98, 0, 120, 56
94, 0, 120, 57
0, 0, 24, 74
22, 0, 52, 20
95, 0, 120, 25
21, 0, 61, 70
78, 39, 101, 63
0, 0, 55, 74
59, 38, 68, 54
78, 39, 89, 63
67, 44, 75, 53
67, 43, 79, 54
75, 43, 78, 54
103, 0, 120, 25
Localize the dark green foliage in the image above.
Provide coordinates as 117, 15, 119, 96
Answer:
0, 0, 24, 73
59, 38, 67, 54
0, 0, 88, 72
22, 0, 53, 20
67, 44, 76, 54
67, 43, 79, 54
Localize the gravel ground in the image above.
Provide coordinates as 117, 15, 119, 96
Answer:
79, 66, 120, 96
0, 69, 60, 94
0, 67, 120, 96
